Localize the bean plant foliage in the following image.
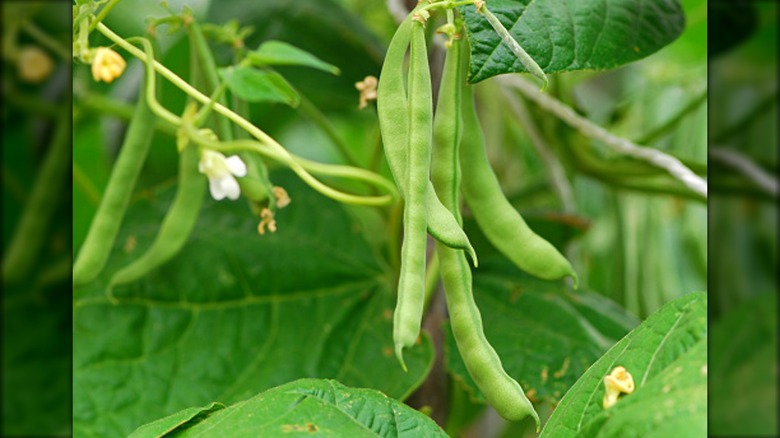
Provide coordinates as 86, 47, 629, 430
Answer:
459, 0, 686, 82
68, 0, 706, 436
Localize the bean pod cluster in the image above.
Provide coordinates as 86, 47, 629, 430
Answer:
376, 7, 577, 427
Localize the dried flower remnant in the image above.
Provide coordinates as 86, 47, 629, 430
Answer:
91, 47, 126, 83
17, 46, 54, 83
272, 186, 291, 208
355, 75, 377, 109
257, 208, 277, 235
603, 366, 635, 408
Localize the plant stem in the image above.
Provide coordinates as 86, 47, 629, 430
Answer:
501, 75, 708, 198
501, 86, 575, 212
634, 90, 706, 145
22, 21, 70, 60
88, 0, 122, 32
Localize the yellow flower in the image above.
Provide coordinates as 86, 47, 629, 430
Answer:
603, 366, 635, 408
91, 47, 126, 83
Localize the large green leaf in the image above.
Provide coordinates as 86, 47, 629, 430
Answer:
444, 257, 639, 406
459, 0, 686, 83
73, 172, 434, 437
129, 379, 447, 437
540, 292, 706, 437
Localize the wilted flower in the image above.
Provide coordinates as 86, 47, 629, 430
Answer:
603, 366, 635, 408
91, 47, 126, 83
257, 208, 277, 235
198, 149, 247, 201
355, 75, 377, 110
17, 46, 54, 83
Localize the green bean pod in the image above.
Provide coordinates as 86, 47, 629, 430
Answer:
73, 81, 156, 286
431, 36, 464, 210
392, 19, 432, 370
460, 81, 577, 285
433, 36, 540, 427
2, 112, 70, 284
440, 247, 540, 426
377, 9, 477, 266
108, 143, 206, 288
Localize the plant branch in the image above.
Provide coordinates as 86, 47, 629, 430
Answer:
633, 90, 706, 145
501, 86, 576, 212
97, 22, 397, 206
22, 21, 70, 60
709, 147, 778, 198
501, 75, 708, 199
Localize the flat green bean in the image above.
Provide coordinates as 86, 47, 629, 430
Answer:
392, 19, 432, 370
73, 78, 156, 286
460, 78, 577, 285
376, 8, 477, 266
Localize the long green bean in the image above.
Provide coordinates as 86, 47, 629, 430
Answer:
433, 34, 540, 427
460, 77, 577, 285
73, 77, 156, 286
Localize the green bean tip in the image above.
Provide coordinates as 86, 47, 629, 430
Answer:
467, 247, 478, 268
395, 344, 409, 373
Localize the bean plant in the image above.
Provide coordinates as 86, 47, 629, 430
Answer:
0, 0, 714, 436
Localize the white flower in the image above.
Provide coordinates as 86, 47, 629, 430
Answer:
198, 149, 247, 201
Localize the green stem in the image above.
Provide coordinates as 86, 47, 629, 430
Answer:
88, 0, 122, 32
711, 93, 777, 142
22, 21, 70, 60
73, 162, 102, 206
183, 125, 397, 205
634, 91, 707, 145
76, 92, 178, 135
98, 22, 397, 206
187, 18, 234, 140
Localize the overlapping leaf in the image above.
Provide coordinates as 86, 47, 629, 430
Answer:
541, 292, 706, 437
459, 0, 686, 83
73, 173, 434, 437
129, 379, 447, 437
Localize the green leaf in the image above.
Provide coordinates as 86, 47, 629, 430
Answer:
444, 257, 639, 405
127, 402, 224, 438
207, 0, 385, 108
218, 66, 301, 106
541, 292, 707, 437
248, 40, 341, 75
459, 0, 686, 83
131, 379, 447, 437
73, 172, 434, 437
